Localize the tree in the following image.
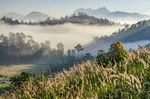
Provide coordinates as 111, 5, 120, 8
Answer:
108, 41, 128, 64
72, 49, 76, 57
67, 49, 71, 57
84, 53, 93, 60
96, 50, 109, 66
41, 40, 51, 56
0, 34, 9, 47
10, 72, 35, 88
57, 42, 64, 56
96, 41, 128, 67
75, 44, 84, 58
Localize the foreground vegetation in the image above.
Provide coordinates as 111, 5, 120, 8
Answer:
1, 42, 150, 98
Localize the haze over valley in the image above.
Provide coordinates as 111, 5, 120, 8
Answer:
1, 1, 150, 97
0, 21, 123, 51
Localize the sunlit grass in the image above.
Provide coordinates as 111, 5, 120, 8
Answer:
0, 76, 9, 88
1, 46, 150, 98
0, 63, 50, 91
0, 64, 50, 77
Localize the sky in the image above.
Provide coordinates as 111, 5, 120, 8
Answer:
0, 0, 150, 18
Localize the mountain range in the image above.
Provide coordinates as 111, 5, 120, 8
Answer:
1, 8, 150, 23
74, 7, 150, 23
1, 11, 52, 21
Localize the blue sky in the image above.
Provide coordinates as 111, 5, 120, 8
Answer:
0, 0, 150, 18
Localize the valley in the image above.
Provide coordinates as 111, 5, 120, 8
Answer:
0, 1, 150, 98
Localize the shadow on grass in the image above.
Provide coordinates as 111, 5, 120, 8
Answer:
0, 74, 10, 95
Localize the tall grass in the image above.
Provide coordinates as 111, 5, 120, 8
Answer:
2, 47, 150, 98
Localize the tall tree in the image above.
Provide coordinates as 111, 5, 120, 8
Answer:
75, 44, 84, 58
57, 42, 64, 56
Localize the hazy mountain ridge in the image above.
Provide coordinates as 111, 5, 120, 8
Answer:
75, 7, 110, 17
1, 12, 23, 19
23, 11, 51, 21
75, 7, 150, 23
2, 7, 150, 23
1, 11, 52, 21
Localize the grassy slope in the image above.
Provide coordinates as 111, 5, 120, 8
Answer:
2, 47, 150, 98
0, 62, 50, 91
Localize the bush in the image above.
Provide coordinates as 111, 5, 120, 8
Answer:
96, 50, 109, 66
9, 72, 35, 88
97, 41, 128, 66
108, 42, 128, 63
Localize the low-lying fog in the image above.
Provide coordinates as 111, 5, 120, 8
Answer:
0, 21, 124, 51
0, 21, 150, 56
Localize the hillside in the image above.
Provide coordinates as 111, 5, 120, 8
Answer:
39, 13, 115, 25
84, 19, 150, 54
1, 43, 150, 98
107, 20, 150, 42
99, 19, 150, 42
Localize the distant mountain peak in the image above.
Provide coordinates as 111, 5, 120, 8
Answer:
75, 7, 110, 17
97, 7, 108, 11
25, 11, 49, 17
0, 11, 53, 22
28, 11, 45, 14
96, 7, 109, 10
74, 7, 150, 23
95, 7, 110, 14
2, 12, 23, 19
24, 11, 51, 21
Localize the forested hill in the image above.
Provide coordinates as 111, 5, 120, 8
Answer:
84, 19, 150, 54
1, 13, 115, 25
97, 19, 150, 43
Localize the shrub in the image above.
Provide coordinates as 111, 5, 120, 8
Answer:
108, 41, 128, 63
9, 72, 35, 88
96, 50, 109, 66
97, 41, 128, 66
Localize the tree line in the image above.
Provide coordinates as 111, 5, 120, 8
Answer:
0, 32, 93, 72
1, 13, 115, 26
94, 19, 149, 43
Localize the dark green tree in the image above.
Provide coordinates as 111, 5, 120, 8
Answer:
75, 44, 84, 58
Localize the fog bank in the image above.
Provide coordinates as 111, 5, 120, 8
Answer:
0, 21, 123, 51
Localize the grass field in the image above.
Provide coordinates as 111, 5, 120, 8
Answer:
0, 63, 50, 89
1, 47, 150, 98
